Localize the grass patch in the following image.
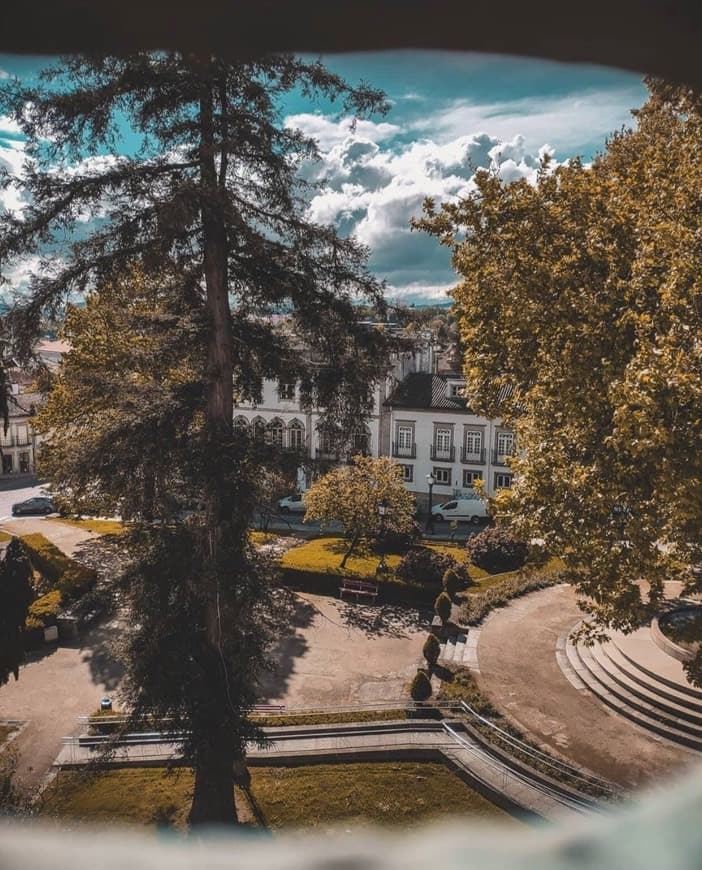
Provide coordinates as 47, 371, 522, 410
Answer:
0, 724, 18, 746
249, 530, 280, 546
280, 536, 402, 579
48, 518, 126, 536
251, 709, 408, 727
42, 762, 513, 829
0, 530, 12, 542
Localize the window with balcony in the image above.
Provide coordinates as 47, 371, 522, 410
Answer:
278, 380, 296, 401
495, 472, 513, 489
393, 424, 416, 458
350, 426, 371, 456
433, 467, 451, 486
497, 431, 514, 455
462, 429, 484, 463
431, 426, 454, 461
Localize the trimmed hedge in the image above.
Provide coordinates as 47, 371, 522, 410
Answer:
395, 546, 457, 587
21, 534, 98, 637
460, 570, 563, 626
465, 527, 528, 574
279, 565, 440, 605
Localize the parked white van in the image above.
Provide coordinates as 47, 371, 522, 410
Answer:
431, 497, 488, 525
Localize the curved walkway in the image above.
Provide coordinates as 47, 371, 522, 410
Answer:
475, 585, 699, 789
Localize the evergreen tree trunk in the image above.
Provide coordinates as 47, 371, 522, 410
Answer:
188, 70, 239, 828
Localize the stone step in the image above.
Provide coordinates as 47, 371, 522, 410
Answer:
612, 637, 702, 701
594, 642, 702, 723
566, 640, 702, 751
452, 634, 467, 663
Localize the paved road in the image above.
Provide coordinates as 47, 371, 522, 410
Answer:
0, 476, 48, 524
475, 585, 698, 789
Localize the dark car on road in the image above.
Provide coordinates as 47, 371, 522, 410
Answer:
11, 496, 56, 516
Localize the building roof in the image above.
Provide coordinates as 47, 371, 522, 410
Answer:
386, 373, 472, 412
8, 392, 43, 418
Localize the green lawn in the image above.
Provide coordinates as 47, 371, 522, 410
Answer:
0, 530, 12, 542
41, 762, 514, 830
278, 535, 522, 595
48, 517, 126, 536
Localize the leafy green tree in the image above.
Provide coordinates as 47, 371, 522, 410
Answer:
304, 454, 417, 567
0, 538, 35, 686
0, 53, 394, 825
415, 80, 702, 638
442, 567, 462, 598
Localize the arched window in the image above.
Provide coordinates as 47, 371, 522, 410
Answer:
251, 416, 266, 442
233, 416, 249, 431
268, 417, 284, 447
287, 418, 305, 450
350, 425, 371, 456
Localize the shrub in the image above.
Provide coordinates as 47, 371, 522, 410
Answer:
442, 567, 463, 598
25, 590, 63, 630
465, 527, 528, 574
395, 546, 456, 587
409, 670, 432, 703
434, 591, 452, 625
57, 563, 98, 602
20, 534, 71, 585
379, 521, 421, 555
460, 570, 563, 625
423, 634, 441, 667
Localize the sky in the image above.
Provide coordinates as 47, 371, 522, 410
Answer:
0, 52, 647, 305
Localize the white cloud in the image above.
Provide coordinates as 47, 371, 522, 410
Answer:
0, 69, 9, 80
285, 113, 402, 150
412, 88, 639, 154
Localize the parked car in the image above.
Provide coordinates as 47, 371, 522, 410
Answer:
431, 497, 487, 525
277, 493, 307, 515
11, 496, 56, 516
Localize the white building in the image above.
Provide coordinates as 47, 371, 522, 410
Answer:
232, 344, 514, 503
1, 389, 42, 476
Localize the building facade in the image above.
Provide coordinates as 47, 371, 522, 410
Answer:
232, 345, 514, 503
0, 389, 42, 476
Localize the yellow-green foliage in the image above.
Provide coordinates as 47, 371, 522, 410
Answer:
21, 533, 71, 584
41, 763, 511, 829
26, 590, 63, 629
0, 530, 12, 543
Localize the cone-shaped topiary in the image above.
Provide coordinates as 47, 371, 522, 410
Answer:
409, 669, 432, 703
442, 567, 462, 598
434, 591, 452, 625
423, 633, 441, 667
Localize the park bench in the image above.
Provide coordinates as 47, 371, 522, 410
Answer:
339, 578, 378, 603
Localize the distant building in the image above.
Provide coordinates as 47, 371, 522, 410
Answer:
1, 389, 42, 476
233, 342, 514, 505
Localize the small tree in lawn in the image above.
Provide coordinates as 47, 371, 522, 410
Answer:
0, 538, 35, 686
409, 669, 432, 704
256, 469, 293, 533
423, 634, 441, 669
435, 591, 452, 627
304, 455, 417, 568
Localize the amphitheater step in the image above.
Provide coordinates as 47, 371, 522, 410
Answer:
612, 635, 702, 701
594, 642, 702, 724
565, 639, 702, 752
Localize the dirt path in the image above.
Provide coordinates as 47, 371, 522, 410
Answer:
475, 584, 698, 789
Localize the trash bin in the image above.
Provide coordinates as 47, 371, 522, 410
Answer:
100, 696, 112, 711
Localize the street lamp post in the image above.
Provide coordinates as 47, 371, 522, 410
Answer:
425, 472, 435, 535
377, 499, 389, 577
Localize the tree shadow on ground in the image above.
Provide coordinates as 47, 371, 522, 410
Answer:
78, 619, 125, 692
337, 600, 431, 639
257, 595, 315, 702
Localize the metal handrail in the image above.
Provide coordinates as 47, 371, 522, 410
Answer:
442, 723, 595, 813
458, 701, 617, 794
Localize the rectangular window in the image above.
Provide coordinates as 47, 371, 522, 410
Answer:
496, 431, 514, 456
400, 464, 413, 483
288, 425, 304, 449
433, 467, 451, 486
278, 380, 296, 401
435, 427, 452, 453
449, 384, 463, 397
19, 452, 30, 473
2, 455, 12, 474
397, 425, 414, 449
463, 470, 482, 488
495, 472, 513, 489
464, 429, 483, 457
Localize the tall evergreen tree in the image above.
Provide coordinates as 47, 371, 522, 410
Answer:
0, 53, 395, 825
0, 538, 34, 686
